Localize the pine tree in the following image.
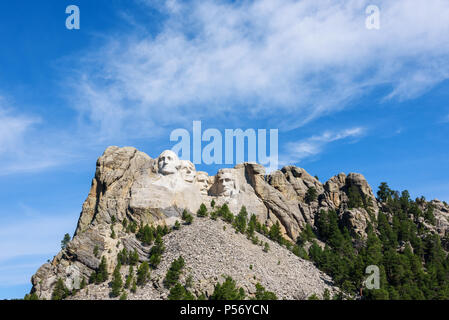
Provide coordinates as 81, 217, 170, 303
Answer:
117, 248, 129, 265
197, 203, 208, 217
129, 249, 139, 266
131, 279, 137, 293
168, 282, 195, 300
149, 234, 165, 268
61, 233, 71, 249
136, 262, 150, 286
377, 182, 393, 202
93, 245, 99, 258
182, 209, 193, 225
128, 221, 137, 233
164, 256, 185, 288
292, 244, 309, 259
247, 214, 257, 237
149, 251, 161, 268
347, 185, 364, 209
137, 224, 154, 245
210, 210, 218, 220
234, 206, 248, 234
110, 262, 123, 297
125, 265, 134, 289
308, 293, 319, 300
269, 221, 282, 243
323, 289, 330, 300
210, 276, 245, 300
185, 274, 193, 288
253, 283, 277, 300
168, 283, 185, 300
305, 187, 318, 204
263, 242, 270, 253
219, 204, 234, 223
297, 224, 315, 245
91, 256, 109, 284
51, 278, 68, 300
24, 292, 39, 300
98, 256, 109, 283
80, 277, 86, 289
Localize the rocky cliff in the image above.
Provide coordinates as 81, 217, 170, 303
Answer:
29, 146, 449, 300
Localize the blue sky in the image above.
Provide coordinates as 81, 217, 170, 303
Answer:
1, 0, 449, 299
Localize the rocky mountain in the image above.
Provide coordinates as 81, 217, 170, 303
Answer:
29, 146, 449, 300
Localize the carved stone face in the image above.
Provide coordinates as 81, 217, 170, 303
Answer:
217, 170, 238, 197
196, 172, 210, 195
158, 150, 180, 175
180, 160, 196, 183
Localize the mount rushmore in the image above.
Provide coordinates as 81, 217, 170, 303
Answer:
29, 146, 449, 300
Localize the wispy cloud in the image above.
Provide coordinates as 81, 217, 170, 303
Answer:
0, 100, 39, 153
0, 97, 85, 175
282, 127, 365, 165
3, 0, 449, 174
66, 0, 449, 139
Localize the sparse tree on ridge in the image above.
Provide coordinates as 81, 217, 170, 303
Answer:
61, 233, 71, 249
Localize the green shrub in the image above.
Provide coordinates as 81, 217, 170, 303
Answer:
308, 293, 320, 300
210, 276, 245, 300
197, 203, 208, 217
263, 242, 270, 253
110, 262, 123, 297
136, 262, 150, 286
182, 210, 194, 225
253, 283, 277, 300
137, 224, 154, 245
51, 278, 69, 300
164, 256, 185, 288
149, 234, 165, 268
61, 233, 71, 249
305, 187, 318, 204
90, 256, 109, 284
125, 265, 133, 289
233, 206, 248, 234
168, 282, 195, 300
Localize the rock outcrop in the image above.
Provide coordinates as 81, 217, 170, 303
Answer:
29, 146, 449, 300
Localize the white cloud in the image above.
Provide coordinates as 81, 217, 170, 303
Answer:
0, 98, 85, 175
0, 102, 39, 154
283, 127, 365, 165
67, 0, 449, 139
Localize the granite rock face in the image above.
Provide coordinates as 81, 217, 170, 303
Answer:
30, 146, 449, 300
66, 218, 337, 300
75, 147, 381, 244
